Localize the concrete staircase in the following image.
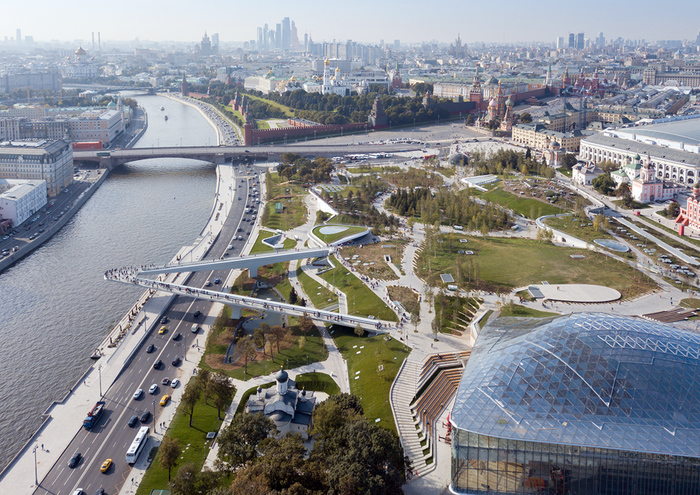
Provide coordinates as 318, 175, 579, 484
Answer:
391, 358, 435, 478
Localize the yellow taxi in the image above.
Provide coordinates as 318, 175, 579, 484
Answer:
100, 458, 112, 473
158, 326, 167, 335
160, 394, 170, 406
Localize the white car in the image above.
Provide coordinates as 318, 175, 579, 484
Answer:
133, 388, 143, 400
171, 379, 180, 388
149, 384, 158, 395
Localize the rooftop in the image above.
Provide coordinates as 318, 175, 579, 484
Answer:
451, 313, 700, 458
615, 117, 700, 147
583, 132, 700, 167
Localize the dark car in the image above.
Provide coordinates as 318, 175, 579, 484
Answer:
153, 359, 163, 370
140, 410, 150, 422
94, 489, 105, 495
146, 344, 155, 353
160, 316, 169, 324
173, 332, 182, 341
214, 278, 221, 284
172, 356, 182, 367
68, 451, 81, 468
193, 310, 201, 318
128, 415, 139, 427
204, 281, 212, 287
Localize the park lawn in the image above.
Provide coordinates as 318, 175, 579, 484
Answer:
244, 93, 296, 118
417, 234, 657, 300
135, 395, 224, 495
632, 215, 700, 253
381, 168, 444, 188
347, 165, 402, 175
331, 325, 410, 434
483, 188, 565, 219
544, 215, 614, 244
680, 298, 700, 309
432, 294, 482, 335
256, 120, 271, 129
296, 269, 339, 310
340, 239, 408, 280
498, 303, 559, 318
313, 224, 368, 245
223, 320, 329, 381
249, 230, 298, 254
263, 196, 307, 231
319, 256, 398, 321
387, 286, 420, 315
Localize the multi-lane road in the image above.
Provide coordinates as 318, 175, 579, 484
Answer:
34, 161, 263, 495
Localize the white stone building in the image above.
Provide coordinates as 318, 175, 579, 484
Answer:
0, 179, 47, 226
0, 140, 73, 197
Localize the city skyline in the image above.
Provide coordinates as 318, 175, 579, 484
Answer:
2, 0, 700, 46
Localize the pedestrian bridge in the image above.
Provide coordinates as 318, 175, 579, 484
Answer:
145, 246, 333, 278
104, 270, 391, 331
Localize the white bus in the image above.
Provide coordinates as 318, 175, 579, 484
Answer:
126, 426, 150, 464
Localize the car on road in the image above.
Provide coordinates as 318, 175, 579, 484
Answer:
193, 310, 201, 318
149, 384, 158, 395
214, 278, 221, 284
172, 332, 181, 341
160, 394, 171, 406
93, 489, 105, 495
191, 324, 199, 333
160, 316, 169, 324
171, 379, 180, 388
228, 244, 233, 250
100, 459, 112, 473
158, 326, 167, 335
146, 343, 156, 353
128, 415, 139, 427
162, 377, 170, 386
140, 410, 151, 422
133, 388, 144, 400
72, 490, 84, 495
153, 359, 163, 369
68, 451, 81, 468
204, 281, 212, 287
172, 356, 182, 367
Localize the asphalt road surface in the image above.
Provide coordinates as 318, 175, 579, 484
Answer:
33, 160, 261, 495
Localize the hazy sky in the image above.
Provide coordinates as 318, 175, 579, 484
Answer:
3, 0, 699, 45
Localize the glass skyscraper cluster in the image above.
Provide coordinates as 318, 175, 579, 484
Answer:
449, 313, 700, 494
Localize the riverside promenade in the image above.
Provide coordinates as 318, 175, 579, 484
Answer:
0, 161, 237, 495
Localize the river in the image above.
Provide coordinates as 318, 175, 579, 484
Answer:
0, 94, 217, 471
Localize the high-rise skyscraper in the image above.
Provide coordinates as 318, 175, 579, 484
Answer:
263, 24, 269, 50
291, 20, 299, 50
568, 33, 575, 48
556, 36, 565, 49
576, 32, 584, 50
282, 17, 291, 50
596, 32, 605, 48
275, 23, 282, 49
257, 27, 263, 50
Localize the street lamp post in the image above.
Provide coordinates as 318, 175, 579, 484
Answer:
153, 400, 157, 432
98, 365, 102, 397
32, 443, 38, 486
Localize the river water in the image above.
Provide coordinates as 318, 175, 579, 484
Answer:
0, 94, 217, 471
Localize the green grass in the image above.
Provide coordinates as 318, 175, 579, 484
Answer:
136, 395, 224, 495
632, 215, 700, 254
296, 269, 339, 310
244, 93, 296, 117
482, 188, 565, 219
432, 295, 482, 335
263, 172, 307, 231
294, 371, 341, 395
331, 325, 410, 434
319, 256, 398, 321
498, 303, 559, 318
543, 215, 613, 244
312, 224, 368, 244
226, 323, 329, 381
417, 234, 658, 300
256, 120, 271, 129
680, 298, 700, 309
249, 230, 298, 254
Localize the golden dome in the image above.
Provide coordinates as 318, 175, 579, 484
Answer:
75, 46, 87, 55
335, 67, 340, 72
324, 59, 330, 66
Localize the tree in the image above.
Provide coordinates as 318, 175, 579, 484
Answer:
592, 213, 609, 232
561, 153, 578, 170
411, 309, 420, 333
235, 336, 257, 376
208, 371, 236, 420
536, 227, 554, 243
169, 462, 198, 495
525, 147, 532, 159
197, 368, 212, 405
181, 379, 202, 427
217, 412, 276, 469
615, 182, 631, 198
259, 434, 308, 491
520, 112, 533, 123
159, 436, 181, 481
289, 287, 298, 305
253, 327, 265, 351
300, 315, 314, 333
664, 201, 680, 218
592, 174, 616, 195
431, 309, 442, 339
269, 325, 289, 354
354, 323, 365, 337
